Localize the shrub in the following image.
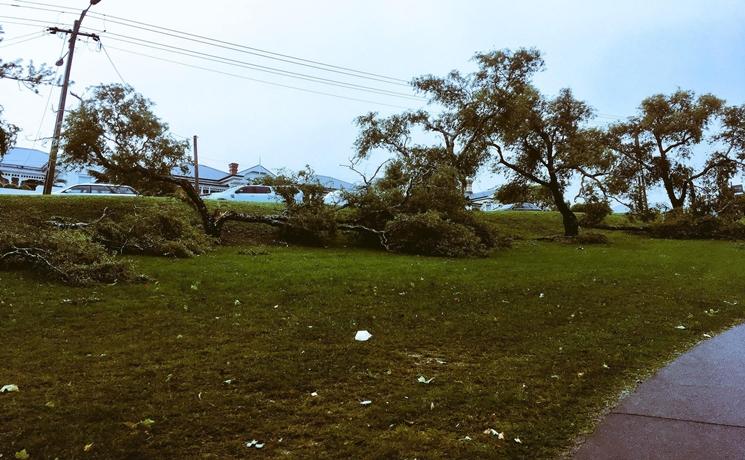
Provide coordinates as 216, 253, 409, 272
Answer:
578, 201, 612, 227
90, 212, 213, 257
648, 211, 745, 240
570, 203, 587, 213
0, 226, 134, 285
384, 211, 493, 257
280, 205, 337, 246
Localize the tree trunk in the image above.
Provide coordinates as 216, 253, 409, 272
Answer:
548, 182, 579, 236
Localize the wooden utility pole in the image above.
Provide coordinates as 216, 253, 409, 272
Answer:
42, 0, 102, 195
193, 135, 200, 194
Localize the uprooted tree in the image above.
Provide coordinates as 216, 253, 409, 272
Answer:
348, 88, 502, 256
60, 84, 284, 237
59, 84, 390, 245
607, 90, 745, 213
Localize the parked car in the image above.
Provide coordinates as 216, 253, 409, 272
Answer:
55, 183, 139, 196
205, 185, 299, 203
496, 202, 543, 211
323, 190, 347, 206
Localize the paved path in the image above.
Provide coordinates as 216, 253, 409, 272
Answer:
574, 324, 745, 459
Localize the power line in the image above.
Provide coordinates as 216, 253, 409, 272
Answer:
93, 31, 424, 101
31, 35, 64, 147
0, 27, 41, 41
99, 42, 127, 85
0, 12, 419, 107
6, 0, 411, 85
103, 44, 417, 110
0, 29, 42, 47
1, 8, 423, 100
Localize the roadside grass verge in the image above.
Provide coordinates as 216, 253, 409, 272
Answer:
1, 229, 744, 458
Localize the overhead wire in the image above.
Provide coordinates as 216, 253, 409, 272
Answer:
6, 0, 411, 85
104, 44, 416, 110
0, 29, 43, 47
99, 41, 127, 85
30, 31, 64, 148
0, 6, 425, 105
93, 31, 424, 101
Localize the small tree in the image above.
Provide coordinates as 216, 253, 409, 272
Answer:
608, 90, 744, 211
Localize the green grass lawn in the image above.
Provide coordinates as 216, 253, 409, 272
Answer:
1, 199, 745, 458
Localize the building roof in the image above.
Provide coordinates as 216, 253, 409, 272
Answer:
237, 164, 275, 177
0, 147, 49, 169
470, 187, 498, 201
309, 175, 356, 191
172, 163, 230, 181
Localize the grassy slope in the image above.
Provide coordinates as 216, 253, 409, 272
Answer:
1, 197, 744, 458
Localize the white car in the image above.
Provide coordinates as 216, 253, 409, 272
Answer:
55, 183, 139, 196
206, 185, 299, 203
323, 190, 347, 206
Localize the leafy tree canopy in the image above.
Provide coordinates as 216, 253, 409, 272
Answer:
607, 90, 744, 210
59, 83, 191, 190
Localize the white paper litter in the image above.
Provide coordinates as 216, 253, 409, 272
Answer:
360, 400, 372, 405
675, 325, 686, 330
1, 384, 19, 393
355, 330, 372, 341
417, 376, 434, 384
245, 439, 264, 449
311, 391, 318, 397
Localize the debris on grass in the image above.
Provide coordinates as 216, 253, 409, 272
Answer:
360, 400, 372, 405
234, 299, 241, 306
224, 379, 235, 385
310, 391, 318, 397
539, 293, 545, 298
417, 376, 435, 384
675, 325, 687, 330
245, 439, 265, 449
703, 333, 713, 338
83, 442, 94, 452
483, 428, 506, 440
355, 330, 372, 341
1, 384, 19, 393
514, 437, 523, 444
723, 299, 738, 305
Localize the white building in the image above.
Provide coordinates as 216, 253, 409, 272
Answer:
1, 147, 356, 194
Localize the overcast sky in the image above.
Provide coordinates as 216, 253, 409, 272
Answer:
1, 0, 744, 194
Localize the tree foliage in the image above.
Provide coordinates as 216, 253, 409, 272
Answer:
420, 48, 611, 236
607, 90, 745, 212
0, 27, 56, 158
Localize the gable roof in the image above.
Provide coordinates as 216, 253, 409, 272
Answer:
470, 187, 498, 201
309, 175, 356, 191
1, 147, 49, 169
237, 164, 275, 177
171, 163, 230, 181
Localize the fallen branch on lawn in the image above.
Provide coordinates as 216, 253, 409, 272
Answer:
47, 207, 110, 229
